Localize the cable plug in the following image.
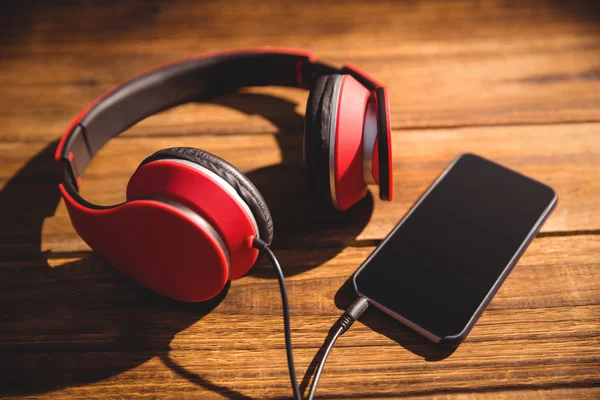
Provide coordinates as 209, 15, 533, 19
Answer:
336, 296, 369, 334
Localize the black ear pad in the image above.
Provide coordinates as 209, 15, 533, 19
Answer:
304, 74, 342, 209
139, 147, 273, 245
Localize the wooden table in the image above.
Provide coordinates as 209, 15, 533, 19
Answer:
1, 1, 599, 398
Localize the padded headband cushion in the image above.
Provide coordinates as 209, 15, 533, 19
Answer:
139, 147, 273, 245
304, 74, 342, 208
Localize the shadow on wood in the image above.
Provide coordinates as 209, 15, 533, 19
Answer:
211, 92, 374, 278
297, 273, 457, 398
334, 275, 457, 361
0, 141, 241, 396
0, 92, 372, 397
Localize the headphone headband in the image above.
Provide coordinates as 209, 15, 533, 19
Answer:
56, 48, 390, 203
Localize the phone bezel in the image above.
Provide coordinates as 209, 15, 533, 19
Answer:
352, 153, 558, 345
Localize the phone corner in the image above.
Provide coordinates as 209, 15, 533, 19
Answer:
548, 186, 559, 206
539, 184, 559, 217
438, 329, 469, 347
456, 152, 480, 162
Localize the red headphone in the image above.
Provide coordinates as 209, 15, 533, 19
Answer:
56, 48, 393, 302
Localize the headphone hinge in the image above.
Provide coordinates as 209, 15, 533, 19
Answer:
300, 60, 338, 89
340, 64, 382, 92
60, 157, 80, 191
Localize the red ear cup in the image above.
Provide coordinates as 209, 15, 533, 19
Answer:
139, 147, 273, 243
304, 74, 372, 210
128, 147, 271, 280
59, 186, 230, 302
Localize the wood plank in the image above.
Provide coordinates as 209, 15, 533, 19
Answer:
2, 0, 600, 139
1, 1, 598, 398
430, 388, 600, 400
3, 42, 600, 135
1, 235, 598, 398
1, 123, 597, 261
3, 1, 599, 54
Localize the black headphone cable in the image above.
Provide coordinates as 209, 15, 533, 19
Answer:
253, 238, 369, 400
252, 237, 302, 400
306, 296, 369, 399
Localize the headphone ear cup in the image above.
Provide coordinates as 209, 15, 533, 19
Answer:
305, 74, 372, 210
137, 147, 273, 244
128, 147, 270, 280
304, 74, 339, 208
60, 184, 230, 302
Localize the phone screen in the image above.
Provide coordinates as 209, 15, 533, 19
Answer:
353, 154, 557, 341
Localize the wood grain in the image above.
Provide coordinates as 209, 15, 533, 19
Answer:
2, 0, 600, 139
1, 236, 598, 398
2, 122, 597, 257
0, 0, 598, 399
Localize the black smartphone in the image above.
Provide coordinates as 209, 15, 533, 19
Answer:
353, 153, 557, 346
